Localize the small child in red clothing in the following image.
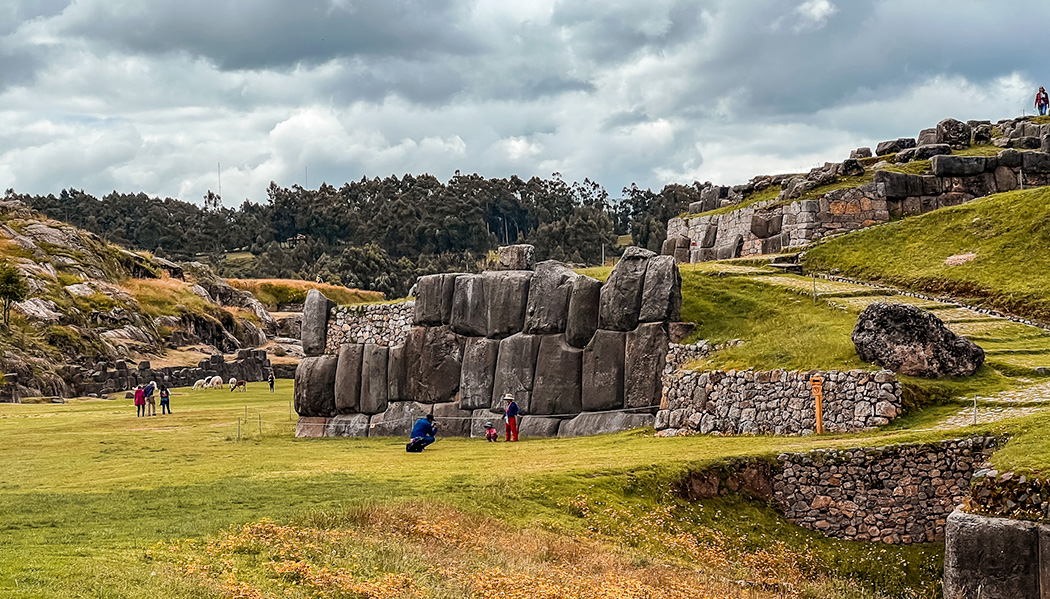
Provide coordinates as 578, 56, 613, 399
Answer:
484, 421, 498, 442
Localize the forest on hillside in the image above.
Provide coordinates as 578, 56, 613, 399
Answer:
5, 173, 698, 297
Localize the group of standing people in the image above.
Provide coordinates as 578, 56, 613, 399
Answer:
1037, 87, 1050, 116
133, 381, 170, 417
407, 393, 520, 452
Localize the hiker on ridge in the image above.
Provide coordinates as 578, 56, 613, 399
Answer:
1036, 86, 1049, 116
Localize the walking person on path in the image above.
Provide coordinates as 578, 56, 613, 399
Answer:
1037, 86, 1049, 116
133, 385, 145, 418
502, 394, 519, 442
159, 385, 171, 415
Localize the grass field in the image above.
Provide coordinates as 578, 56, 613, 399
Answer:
803, 186, 1050, 322
2, 382, 1020, 598
226, 279, 384, 308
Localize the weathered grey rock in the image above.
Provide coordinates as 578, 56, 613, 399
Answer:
296, 417, 329, 438
387, 344, 407, 400
334, 343, 363, 412
625, 323, 669, 409
369, 401, 429, 437
582, 330, 625, 411
496, 244, 535, 270
936, 118, 972, 149
431, 402, 472, 437
840, 158, 864, 177
359, 344, 389, 414
973, 124, 993, 146
917, 127, 938, 146
450, 275, 487, 337
1042, 134, 1050, 154
491, 333, 541, 413
325, 414, 370, 437
413, 274, 462, 325
294, 355, 338, 417
406, 325, 465, 404
997, 148, 1022, 168
852, 303, 984, 377
531, 335, 582, 415
1022, 151, 1050, 173
566, 275, 601, 348
994, 166, 1019, 192
558, 412, 654, 437
943, 510, 1042, 599
302, 289, 335, 356
459, 337, 499, 410
668, 322, 696, 343
931, 155, 987, 177
485, 270, 533, 338
849, 147, 872, 159
913, 143, 952, 160
895, 147, 916, 163
599, 246, 654, 331
518, 416, 563, 437
875, 138, 916, 156
639, 256, 681, 323
524, 261, 576, 334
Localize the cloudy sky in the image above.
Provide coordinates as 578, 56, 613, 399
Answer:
0, 0, 1043, 205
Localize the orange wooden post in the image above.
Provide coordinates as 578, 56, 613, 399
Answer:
810, 374, 824, 434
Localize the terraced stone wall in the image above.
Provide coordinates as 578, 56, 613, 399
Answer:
656, 368, 902, 435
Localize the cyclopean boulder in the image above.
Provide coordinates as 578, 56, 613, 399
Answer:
566, 275, 601, 348
294, 355, 338, 417
334, 343, 363, 412
302, 289, 335, 356
852, 303, 984, 377
639, 255, 681, 323
599, 246, 654, 331
582, 329, 625, 411
524, 261, 576, 334
459, 337, 499, 410
531, 335, 583, 415
405, 325, 465, 404
484, 270, 532, 338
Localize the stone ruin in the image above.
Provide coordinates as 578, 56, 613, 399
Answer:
293, 245, 682, 438
664, 116, 1050, 263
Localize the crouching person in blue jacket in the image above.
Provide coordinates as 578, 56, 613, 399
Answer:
407, 414, 437, 452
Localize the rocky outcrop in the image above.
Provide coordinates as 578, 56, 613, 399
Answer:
852, 303, 984, 377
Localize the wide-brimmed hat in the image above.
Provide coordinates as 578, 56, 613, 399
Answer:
502, 393, 514, 401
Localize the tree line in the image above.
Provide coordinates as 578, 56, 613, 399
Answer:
6, 174, 705, 298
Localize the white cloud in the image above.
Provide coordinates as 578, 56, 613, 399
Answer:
794, 0, 837, 31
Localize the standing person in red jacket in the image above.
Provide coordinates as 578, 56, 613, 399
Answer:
502, 394, 519, 442
133, 385, 145, 418
1037, 87, 1049, 116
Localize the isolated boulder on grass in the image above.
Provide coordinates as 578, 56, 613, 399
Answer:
852, 303, 984, 378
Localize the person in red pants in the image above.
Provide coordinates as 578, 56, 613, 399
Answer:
502, 394, 519, 442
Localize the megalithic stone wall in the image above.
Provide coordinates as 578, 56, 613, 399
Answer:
294, 245, 682, 438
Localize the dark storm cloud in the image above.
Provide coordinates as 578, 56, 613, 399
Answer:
59, 0, 481, 71
550, 0, 706, 64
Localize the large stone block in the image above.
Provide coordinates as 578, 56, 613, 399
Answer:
852, 303, 984, 377
387, 344, 407, 400
460, 337, 499, 410
558, 412, 655, 437
491, 333, 541, 413
599, 246, 654, 331
931, 155, 987, 177
325, 414, 370, 437
302, 289, 335, 356
625, 323, 669, 409
413, 274, 462, 326
369, 401, 430, 437
450, 275, 487, 337
531, 335, 582, 415
485, 270, 533, 338
406, 325, 465, 404
943, 510, 1042, 599
296, 417, 329, 438
566, 275, 601, 348
639, 256, 682, 323
359, 344, 389, 414
936, 118, 972, 149
431, 402, 472, 437
1022, 151, 1050, 173
524, 261, 575, 334
518, 416, 563, 437
294, 355, 338, 417
582, 330, 625, 411
496, 244, 535, 270
334, 343, 363, 412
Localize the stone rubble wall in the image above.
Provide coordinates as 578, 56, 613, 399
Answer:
664, 342, 712, 376
665, 148, 1050, 262
325, 302, 414, 353
656, 368, 902, 435
295, 246, 681, 438
775, 437, 997, 544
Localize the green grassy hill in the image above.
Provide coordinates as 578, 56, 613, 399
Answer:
803, 186, 1050, 322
